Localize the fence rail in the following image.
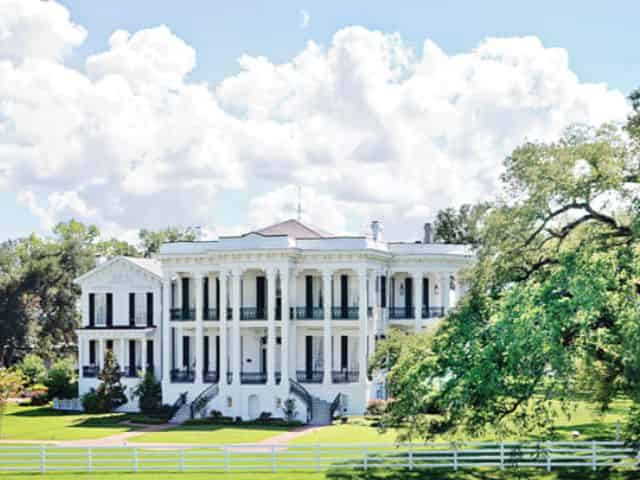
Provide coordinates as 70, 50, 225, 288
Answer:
0, 442, 636, 474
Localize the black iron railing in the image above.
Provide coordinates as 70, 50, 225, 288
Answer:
170, 369, 195, 383
240, 372, 267, 384
295, 306, 324, 320
203, 370, 219, 383
82, 365, 99, 378
389, 307, 414, 319
203, 308, 219, 321
170, 308, 196, 321
296, 370, 323, 384
240, 307, 266, 320
331, 370, 359, 383
422, 306, 446, 318
331, 306, 359, 319
122, 366, 142, 378
227, 371, 233, 384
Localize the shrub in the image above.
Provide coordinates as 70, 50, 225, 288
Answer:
44, 358, 77, 400
258, 411, 272, 422
95, 351, 127, 412
365, 399, 388, 416
81, 389, 101, 413
209, 409, 223, 419
234, 416, 242, 423
281, 398, 298, 422
30, 392, 49, 406
132, 371, 162, 414
19, 355, 46, 386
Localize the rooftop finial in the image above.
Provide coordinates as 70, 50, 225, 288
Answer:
297, 185, 302, 221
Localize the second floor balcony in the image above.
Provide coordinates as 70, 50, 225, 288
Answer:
82, 365, 99, 378
122, 365, 142, 378
296, 370, 323, 384
170, 308, 195, 321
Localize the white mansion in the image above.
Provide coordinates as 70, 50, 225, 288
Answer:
75, 219, 473, 423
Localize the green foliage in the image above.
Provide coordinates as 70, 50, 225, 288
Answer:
281, 398, 298, 422
0, 368, 24, 439
132, 370, 162, 414
95, 350, 127, 412
81, 389, 101, 414
19, 354, 46, 386
44, 358, 77, 400
433, 203, 490, 245
138, 227, 198, 257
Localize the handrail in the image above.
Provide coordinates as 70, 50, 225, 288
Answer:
190, 383, 219, 419
330, 392, 344, 418
169, 391, 187, 419
289, 378, 313, 423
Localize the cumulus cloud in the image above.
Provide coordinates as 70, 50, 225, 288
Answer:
0, 1, 631, 239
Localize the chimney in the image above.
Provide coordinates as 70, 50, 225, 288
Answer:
370, 220, 383, 241
423, 222, 433, 243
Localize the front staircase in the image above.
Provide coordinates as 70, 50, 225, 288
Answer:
168, 384, 220, 424
290, 378, 340, 426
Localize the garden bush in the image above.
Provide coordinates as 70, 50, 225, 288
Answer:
132, 371, 162, 413
19, 354, 46, 386
365, 399, 388, 416
81, 389, 101, 413
44, 358, 77, 400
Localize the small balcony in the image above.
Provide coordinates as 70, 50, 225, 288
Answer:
331, 306, 359, 320
296, 370, 323, 384
203, 370, 219, 383
240, 372, 267, 384
240, 307, 265, 321
122, 366, 142, 378
422, 306, 445, 318
83, 365, 99, 378
170, 308, 195, 321
170, 369, 195, 383
389, 307, 414, 319
331, 370, 359, 383
203, 308, 219, 321
295, 306, 324, 320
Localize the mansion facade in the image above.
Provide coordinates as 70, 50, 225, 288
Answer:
75, 219, 474, 424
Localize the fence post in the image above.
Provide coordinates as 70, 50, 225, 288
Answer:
87, 447, 92, 473
271, 445, 276, 473
546, 441, 551, 472
133, 447, 138, 473
409, 444, 414, 470
453, 443, 458, 471
499, 441, 504, 470
592, 440, 597, 472
224, 446, 230, 473
363, 447, 368, 471
40, 445, 46, 474
179, 449, 184, 472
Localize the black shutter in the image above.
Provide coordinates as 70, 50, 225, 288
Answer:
89, 293, 95, 326
390, 278, 395, 308
380, 276, 387, 308
215, 336, 220, 374
89, 340, 96, 364
204, 336, 210, 373
106, 293, 113, 327
423, 278, 429, 311
129, 293, 135, 326
182, 336, 189, 369
106, 339, 113, 351
341, 336, 348, 370
171, 282, 176, 308
305, 336, 313, 379
256, 276, 266, 318
305, 275, 313, 318
203, 277, 209, 314
146, 292, 153, 326
129, 340, 136, 371
146, 340, 154, 370
261, 340, 267, 374
171, 329, 175, 369
341, 275, 348, 317
404, 278, 413, 315
182, 277, 189, 313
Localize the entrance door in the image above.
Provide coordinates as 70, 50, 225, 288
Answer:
256, 276, 266, 319
248, 394, 259, 420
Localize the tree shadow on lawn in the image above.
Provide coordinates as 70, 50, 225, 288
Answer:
326, 468, 637, 480
169, 423, 293, 433
9, 406, 134, 429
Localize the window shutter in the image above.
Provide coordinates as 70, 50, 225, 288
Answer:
89, 293, 95, 326
106, 293, 113, 327
380, 276, 387, 308
147, 292, 154, 326
203, 277, 209, 313
129, 293, 135, 326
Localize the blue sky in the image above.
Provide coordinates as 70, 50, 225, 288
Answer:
1, 0, 638, 242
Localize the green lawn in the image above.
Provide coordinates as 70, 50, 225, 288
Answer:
0, 469, 637, 480
132, 423, 294, 444
0, 404, 137, 441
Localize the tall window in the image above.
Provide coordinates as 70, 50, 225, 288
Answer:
95, 294, 107, 326
135, 294, 147, 325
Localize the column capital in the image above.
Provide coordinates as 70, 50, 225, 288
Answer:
322, 268, 333, 279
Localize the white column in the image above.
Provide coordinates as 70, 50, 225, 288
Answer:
322, 270, 332, 385
141, 337, 148, 372
289, 269, 297, 376
231, 269, 242, 386
162, 278, 171, 381
454, 273, 462, 306
358, 269, 368, 383
194, 273, 204, 383
266, 268, 276, 386
120, 338, 126, 371
441, 272, 451, 312
219, 271, 228, 386
78, 337, 84, 379
176, 326, 183, 369
368, 274, 376, 358
176, 274, 182, 310
413, 272, 422, 331
98, 338, 104, 370
280, 267, 290, 389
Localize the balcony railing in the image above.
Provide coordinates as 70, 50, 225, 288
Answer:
170, 308, 195, 321
389, 307, 414, 319
82, 365, 99, 378
203, 370, 219, 383
296, 370, 323, 384
240, 307, 266, 320
331, 370, 359, 383
170, 369, 195, 383
203, 308, 219, 321
122, 366, 142, 378
422, 306, 446, 318
240, 372, 267, 384
331, 306, 359, 320
295, 306, 324, 320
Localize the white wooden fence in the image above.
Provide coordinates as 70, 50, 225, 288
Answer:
0, 442, 636, 473
51, 398, 83, 411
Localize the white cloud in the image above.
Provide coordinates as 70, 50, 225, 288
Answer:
300, 10, 310, 29
0, 2, 631, 240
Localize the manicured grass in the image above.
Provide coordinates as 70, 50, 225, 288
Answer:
0, 404, 137, 441
132, 423, 295, 444
0, 468, 637, 479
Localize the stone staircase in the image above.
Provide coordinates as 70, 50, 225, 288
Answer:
169, 402, 191, 424
168, 384, 220, 424
309, 396, 332, 426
